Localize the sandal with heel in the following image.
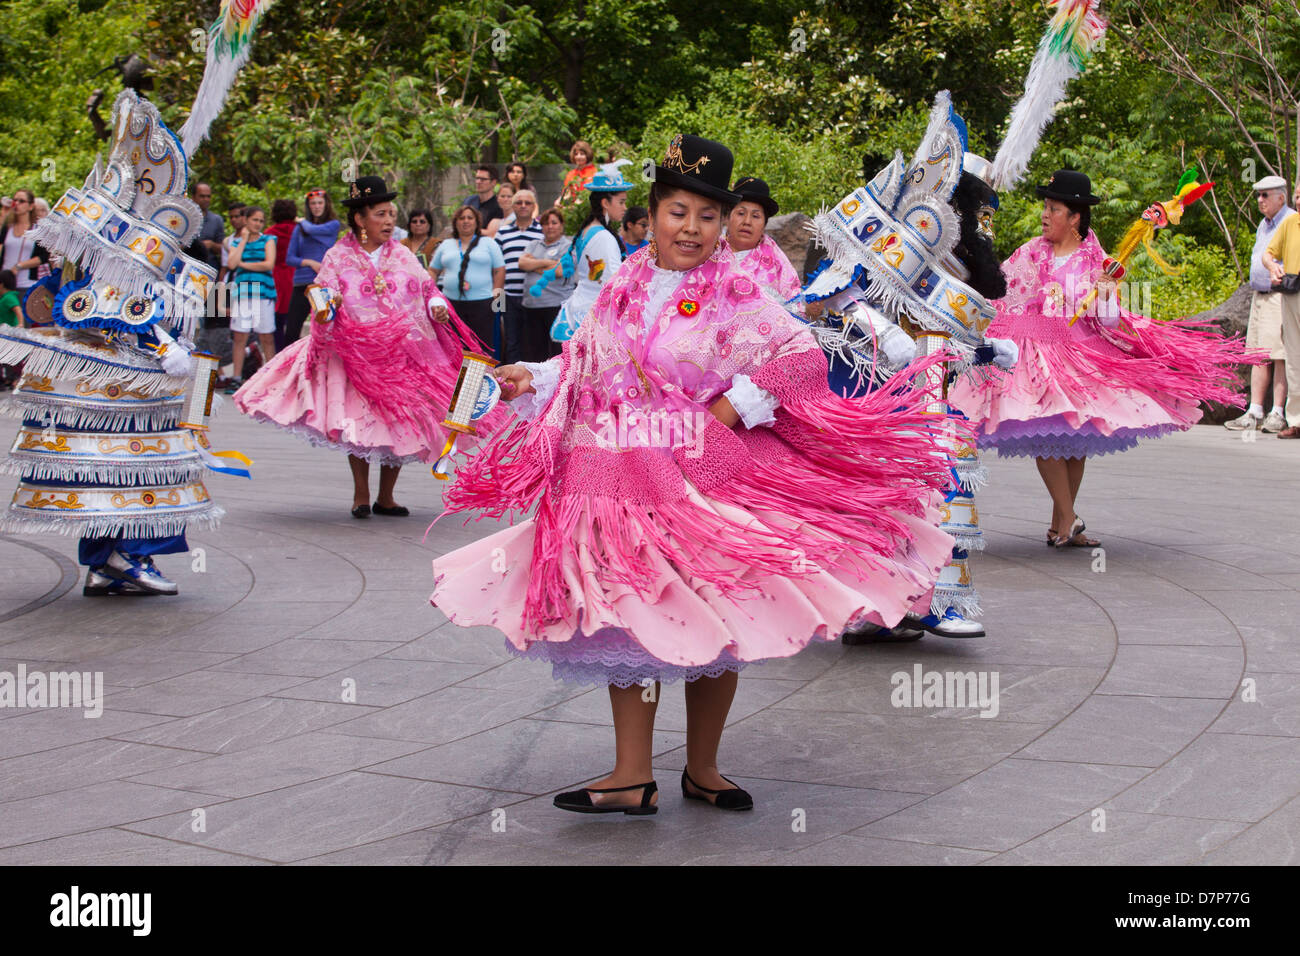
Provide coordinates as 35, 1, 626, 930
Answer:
1060, 515, 1099, 548
553, 780, 658, 815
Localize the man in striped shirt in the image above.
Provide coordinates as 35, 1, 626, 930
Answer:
495, 189, 543, 363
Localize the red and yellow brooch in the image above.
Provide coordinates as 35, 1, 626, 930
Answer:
677, 299, 699, 316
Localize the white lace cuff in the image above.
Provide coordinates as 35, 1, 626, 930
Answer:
725, 374, 780, 429
511, 358, 562, 420
427, 292, 449, 317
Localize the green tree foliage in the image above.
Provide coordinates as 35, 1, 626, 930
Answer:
0, 0, 151, 197
2, 0, 1285, 314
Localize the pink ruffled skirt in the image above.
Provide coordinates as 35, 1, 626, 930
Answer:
431, 485, 952, 687
949, 312, 1207, 459
235, 336, 462, 466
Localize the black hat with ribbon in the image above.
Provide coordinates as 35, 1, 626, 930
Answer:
731, 176, 778, 218
653, 135, 741, 206
1035, 169, 1100, 206
341, 175, 398, 208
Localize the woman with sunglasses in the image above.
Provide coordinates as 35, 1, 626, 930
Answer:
285, 188, 342, 342
401, 209, 438, 270
0, 189, 49, 301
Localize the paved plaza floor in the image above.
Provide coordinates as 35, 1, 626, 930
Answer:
0, 406, 1297, 866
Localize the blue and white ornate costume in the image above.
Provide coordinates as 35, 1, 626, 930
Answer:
0, 91, 241, 595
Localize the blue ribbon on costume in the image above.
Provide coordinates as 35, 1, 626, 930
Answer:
197, 443, 253, 478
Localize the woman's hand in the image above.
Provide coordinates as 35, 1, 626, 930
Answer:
303, 259, 322, 272
707, 395, 740, 427
431, 304, 449, 324
493, 364, 535, 400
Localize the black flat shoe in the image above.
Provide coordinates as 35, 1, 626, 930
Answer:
371, 501, 410, 517
681, 768, 753, 811
554, 780, 658, 815
351, 504, 371, 519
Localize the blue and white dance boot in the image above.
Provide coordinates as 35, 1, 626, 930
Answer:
83, 566, 152, 597
103, 550, 179, 596
907, 607, 986, 638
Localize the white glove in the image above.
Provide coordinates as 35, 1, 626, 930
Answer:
987, 336, 1019, 370
152, 327, 194, 377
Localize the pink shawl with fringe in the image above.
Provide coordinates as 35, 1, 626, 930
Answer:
444, 242, 958, 635
730, 234, 802, 303
991, 231, 1251, 409
308, 234, 490, 432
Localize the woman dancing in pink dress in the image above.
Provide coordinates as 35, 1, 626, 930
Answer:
430, 135, 958, 816
236, 175, 504, 518
949, 170, 1247, 547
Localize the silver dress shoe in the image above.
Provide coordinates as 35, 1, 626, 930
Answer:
83, 567, 151, 597
1261, 410, 1288, 433
907, 608, 987, 638
1224, 411, 1262, 430
103, 550, 179, 595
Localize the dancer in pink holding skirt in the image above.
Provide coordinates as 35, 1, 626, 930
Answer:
236, 175, 506, 518
430, 136, 959, 817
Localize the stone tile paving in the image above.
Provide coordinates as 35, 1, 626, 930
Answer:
0, 406, 1295, 865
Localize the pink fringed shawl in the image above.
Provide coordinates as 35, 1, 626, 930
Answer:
308, 234, 494, 433
444, 242, 958, 634
730, 234, 802, 303
992, 231, 1252, 410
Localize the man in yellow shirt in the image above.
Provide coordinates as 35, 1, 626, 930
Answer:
1263, 184, 1300, 438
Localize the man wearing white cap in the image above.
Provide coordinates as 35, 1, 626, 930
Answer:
1226, 175, 1293, 431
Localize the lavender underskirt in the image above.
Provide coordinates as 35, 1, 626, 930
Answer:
983, 414, 1181, 459
509, 628, 751, 688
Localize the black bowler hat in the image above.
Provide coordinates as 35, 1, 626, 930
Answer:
653, 135, 740, 205
732, 176, 778, 218
341, 175, 398, 208
1036, 169, 1100, 206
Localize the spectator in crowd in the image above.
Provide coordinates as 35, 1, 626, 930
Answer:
0, 189, 49, 296
518, 207, 574, 360
484, 182, 516, 237
0, 269, 19, 388
31, 197, 58, 277
504, 161, 531, 194
556, 140, 598, 208
1263, 181, 1300, 439
620, 205, 649, 255
285, 188, 341, 343
495, 189, 543, 363
192, 181, 225, 270
430, 204, 505, 353
550, 163, 631, 341
401, 208, 439, 270
1227, 175, 1294, 432
219, 203, 247, 281
267, 198, 298, 352
464, 165, 503, 225
225, 205, 277, 391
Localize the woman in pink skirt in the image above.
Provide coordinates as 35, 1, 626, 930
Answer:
431, 136, 957, 816
949, 170, 1246, 547
236, 175, 503, 518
